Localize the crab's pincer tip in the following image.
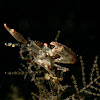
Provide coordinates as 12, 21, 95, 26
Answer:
4, 23, 8, 29
4, 23, 11, 31
4, 23, 6, 27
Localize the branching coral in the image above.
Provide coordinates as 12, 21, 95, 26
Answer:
65, 55, 100, 100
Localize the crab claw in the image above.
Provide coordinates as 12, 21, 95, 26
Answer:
4, 24, 27, 44
50, 42, 77, 64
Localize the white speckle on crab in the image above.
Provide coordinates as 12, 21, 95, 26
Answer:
8, 42, 12, 46
12, 44, 16, 47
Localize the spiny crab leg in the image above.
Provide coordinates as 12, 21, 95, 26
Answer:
50, 42, 77, 64
4, 24, 28, 44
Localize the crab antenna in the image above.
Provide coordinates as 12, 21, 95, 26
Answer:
4, 23, 27, 44
55, 31, 60, 42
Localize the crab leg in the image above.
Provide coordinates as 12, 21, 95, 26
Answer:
50, 42, 77, 64
4, 24, 27, 44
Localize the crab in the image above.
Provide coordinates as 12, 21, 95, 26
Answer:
4, 24, 77, 73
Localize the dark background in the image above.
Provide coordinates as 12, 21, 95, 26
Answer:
0, 1, 100, 100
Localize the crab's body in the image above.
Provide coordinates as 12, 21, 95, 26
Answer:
4, 24, 77, 73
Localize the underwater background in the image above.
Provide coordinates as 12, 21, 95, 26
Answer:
0, 1, 100, 100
